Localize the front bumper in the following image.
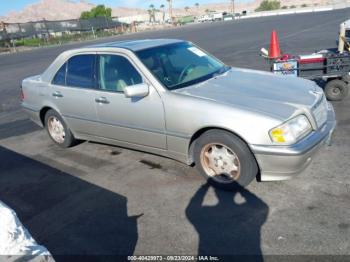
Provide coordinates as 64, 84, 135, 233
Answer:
251, 103, 336, 181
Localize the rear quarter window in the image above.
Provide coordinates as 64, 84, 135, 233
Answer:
52, 63, 67, 86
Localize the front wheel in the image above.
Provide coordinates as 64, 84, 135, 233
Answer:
44, 109, 77, 148
194, 130, 258, 190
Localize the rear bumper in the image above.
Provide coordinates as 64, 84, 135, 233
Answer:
251, 103, 336, 181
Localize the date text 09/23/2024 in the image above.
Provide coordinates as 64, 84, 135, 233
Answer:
128, 255, 219, 261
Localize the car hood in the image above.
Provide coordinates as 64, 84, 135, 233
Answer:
173, 67, 321, 119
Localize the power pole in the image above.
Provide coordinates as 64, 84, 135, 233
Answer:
231, 0, 235, 15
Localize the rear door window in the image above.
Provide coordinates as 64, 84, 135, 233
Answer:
66, 54, 96, 89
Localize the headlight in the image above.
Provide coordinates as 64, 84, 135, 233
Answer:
269, 115, 312, 144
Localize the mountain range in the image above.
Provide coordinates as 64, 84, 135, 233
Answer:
0, 0, 336, 23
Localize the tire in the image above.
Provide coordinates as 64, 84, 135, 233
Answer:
342, 75, 350, 83
324, 79, 349, 101
194, 129, 258, 190
44, 109, 76, 148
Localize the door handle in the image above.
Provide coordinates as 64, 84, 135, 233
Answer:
95, 97, 110, 104
52, 91, 63, 98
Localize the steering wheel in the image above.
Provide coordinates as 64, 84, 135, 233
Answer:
178, 64, 196, 83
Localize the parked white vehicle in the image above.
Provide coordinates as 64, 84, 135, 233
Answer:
212, 13, 224, 21
223, 15, 234, 21
197, 14, 213, 23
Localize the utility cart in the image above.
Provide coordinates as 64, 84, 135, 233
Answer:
264, 21, 350, 101
271, 51, 350, 101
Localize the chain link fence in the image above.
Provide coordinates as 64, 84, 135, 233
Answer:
0, 17, 129, 45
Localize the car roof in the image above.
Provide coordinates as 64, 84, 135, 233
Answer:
86, 39, 185, 52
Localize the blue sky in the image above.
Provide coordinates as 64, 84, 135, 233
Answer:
0, 0, 251, 16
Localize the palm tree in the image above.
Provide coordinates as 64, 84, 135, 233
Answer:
147, 9, 152, 23
167, 0, 173, 23
160, 4, 165, 22
194, 3, 199, 16
185, 6, 190, 12
231, 0, 235, 14
148, 4, 155, 23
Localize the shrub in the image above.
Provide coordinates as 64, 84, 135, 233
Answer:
80, 5, 112, 19
255, 0, 281, 12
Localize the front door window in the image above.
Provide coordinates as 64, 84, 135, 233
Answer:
97, 54, 142, 92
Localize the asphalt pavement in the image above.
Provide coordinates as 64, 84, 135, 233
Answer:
0, 8, 349, 260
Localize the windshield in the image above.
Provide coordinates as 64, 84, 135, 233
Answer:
136, 42, 229, 90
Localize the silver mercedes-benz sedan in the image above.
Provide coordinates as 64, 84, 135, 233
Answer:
21, 39, 336, 189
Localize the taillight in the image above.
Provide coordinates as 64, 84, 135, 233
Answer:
20, 86, 24, 101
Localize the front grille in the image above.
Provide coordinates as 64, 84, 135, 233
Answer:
312, 95, 328, 128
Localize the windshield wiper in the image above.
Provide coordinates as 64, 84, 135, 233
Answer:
212, 66, 231, 77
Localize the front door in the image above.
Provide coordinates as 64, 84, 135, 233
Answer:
94, 53, 166, 149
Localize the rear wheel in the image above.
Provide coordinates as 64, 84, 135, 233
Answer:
194, 130, 258, 190
324, 79, 349, 101
44, 109, 76, 148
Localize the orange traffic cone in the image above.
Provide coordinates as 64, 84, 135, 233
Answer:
269, 30, 281, 59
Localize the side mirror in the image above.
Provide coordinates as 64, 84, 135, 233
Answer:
124, 83, 149, 98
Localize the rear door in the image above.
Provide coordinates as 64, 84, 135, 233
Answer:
50, 53, 100, 136
93, 53, 166, 149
